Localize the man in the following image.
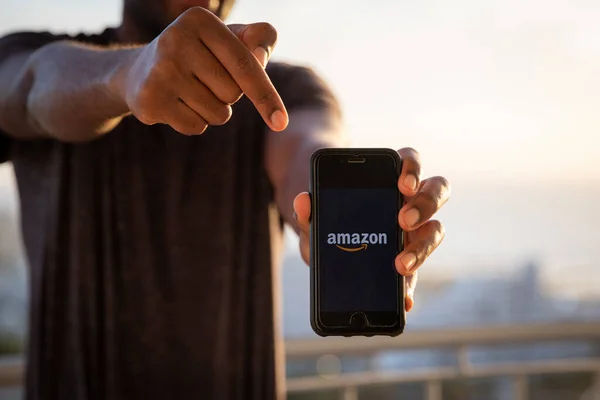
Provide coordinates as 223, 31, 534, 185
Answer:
0, 0, 450, 399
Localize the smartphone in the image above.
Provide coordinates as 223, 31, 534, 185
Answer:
310, 148, 405, 337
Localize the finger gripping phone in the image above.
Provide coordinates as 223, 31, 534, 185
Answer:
310, 148, 405, 337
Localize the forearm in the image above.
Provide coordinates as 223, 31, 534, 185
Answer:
277, 140, 324, 233
269, 109, 348, 231
0, 40, 139, 141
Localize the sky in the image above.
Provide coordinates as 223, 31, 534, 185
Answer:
0, 0, 599, 305
0, 0, 599, 184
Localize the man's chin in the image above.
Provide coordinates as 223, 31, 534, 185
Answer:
169, 0, 212, 16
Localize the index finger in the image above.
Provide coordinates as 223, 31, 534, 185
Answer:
197, 15, 289, 131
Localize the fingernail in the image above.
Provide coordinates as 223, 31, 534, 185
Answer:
404, 208, 420, 227
270, 110, 287, 131
253, 47, 269, 68
404, 174, 418, 190
400, 253, 417, 272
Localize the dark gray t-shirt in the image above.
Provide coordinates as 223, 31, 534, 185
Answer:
0, 29, 340, 400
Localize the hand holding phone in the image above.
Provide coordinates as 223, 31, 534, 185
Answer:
294, 148, 450, 336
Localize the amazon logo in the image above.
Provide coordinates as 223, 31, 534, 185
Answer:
326, 232, 388, 252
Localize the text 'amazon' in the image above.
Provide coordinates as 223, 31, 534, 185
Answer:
327, 233, 387, 245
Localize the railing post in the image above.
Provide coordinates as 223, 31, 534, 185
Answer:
425, 380, 443, 400
513, 375, 529, 400
457, 345, 470, 375
342, 386, 358, 400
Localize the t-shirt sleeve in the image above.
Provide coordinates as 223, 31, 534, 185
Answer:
267, 62, 342, 121
0, 31, 68, 60
0, 32, 71, 163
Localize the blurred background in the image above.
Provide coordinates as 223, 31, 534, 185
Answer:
1, 0, 600, 399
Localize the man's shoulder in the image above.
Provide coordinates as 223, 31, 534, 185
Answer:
0, 28, 117, 54
266, 61, 323, 85
266, 61, 340, 116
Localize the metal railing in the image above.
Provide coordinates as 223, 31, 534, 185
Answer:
285, 322, 600, 400
1, 322, 600, 399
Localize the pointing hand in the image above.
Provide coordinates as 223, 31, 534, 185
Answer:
116, 7, 288, 135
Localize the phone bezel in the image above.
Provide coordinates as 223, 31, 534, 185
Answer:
310, 148, 406, 336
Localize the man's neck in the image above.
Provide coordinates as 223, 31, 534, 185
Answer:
115, 9, 164, 44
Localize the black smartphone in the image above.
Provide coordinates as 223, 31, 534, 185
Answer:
309, 148, 405, 337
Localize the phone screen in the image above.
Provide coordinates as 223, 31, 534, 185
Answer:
313, 150, 403, 329
319, 188, 398, 312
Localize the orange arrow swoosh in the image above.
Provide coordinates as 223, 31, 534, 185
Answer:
336, 243, 368, 252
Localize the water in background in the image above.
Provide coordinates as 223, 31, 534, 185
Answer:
0, 173, 599, 340
282, 180, 600, 338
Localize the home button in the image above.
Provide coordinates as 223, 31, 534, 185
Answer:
349, 312, 367, 329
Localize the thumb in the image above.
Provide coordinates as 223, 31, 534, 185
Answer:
228, 23, 278, 68
293, 192, 311, 232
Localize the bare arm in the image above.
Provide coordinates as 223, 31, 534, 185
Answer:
0, 40, 136, 141
0, 8, 289, 143
265, 108, 348, 231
